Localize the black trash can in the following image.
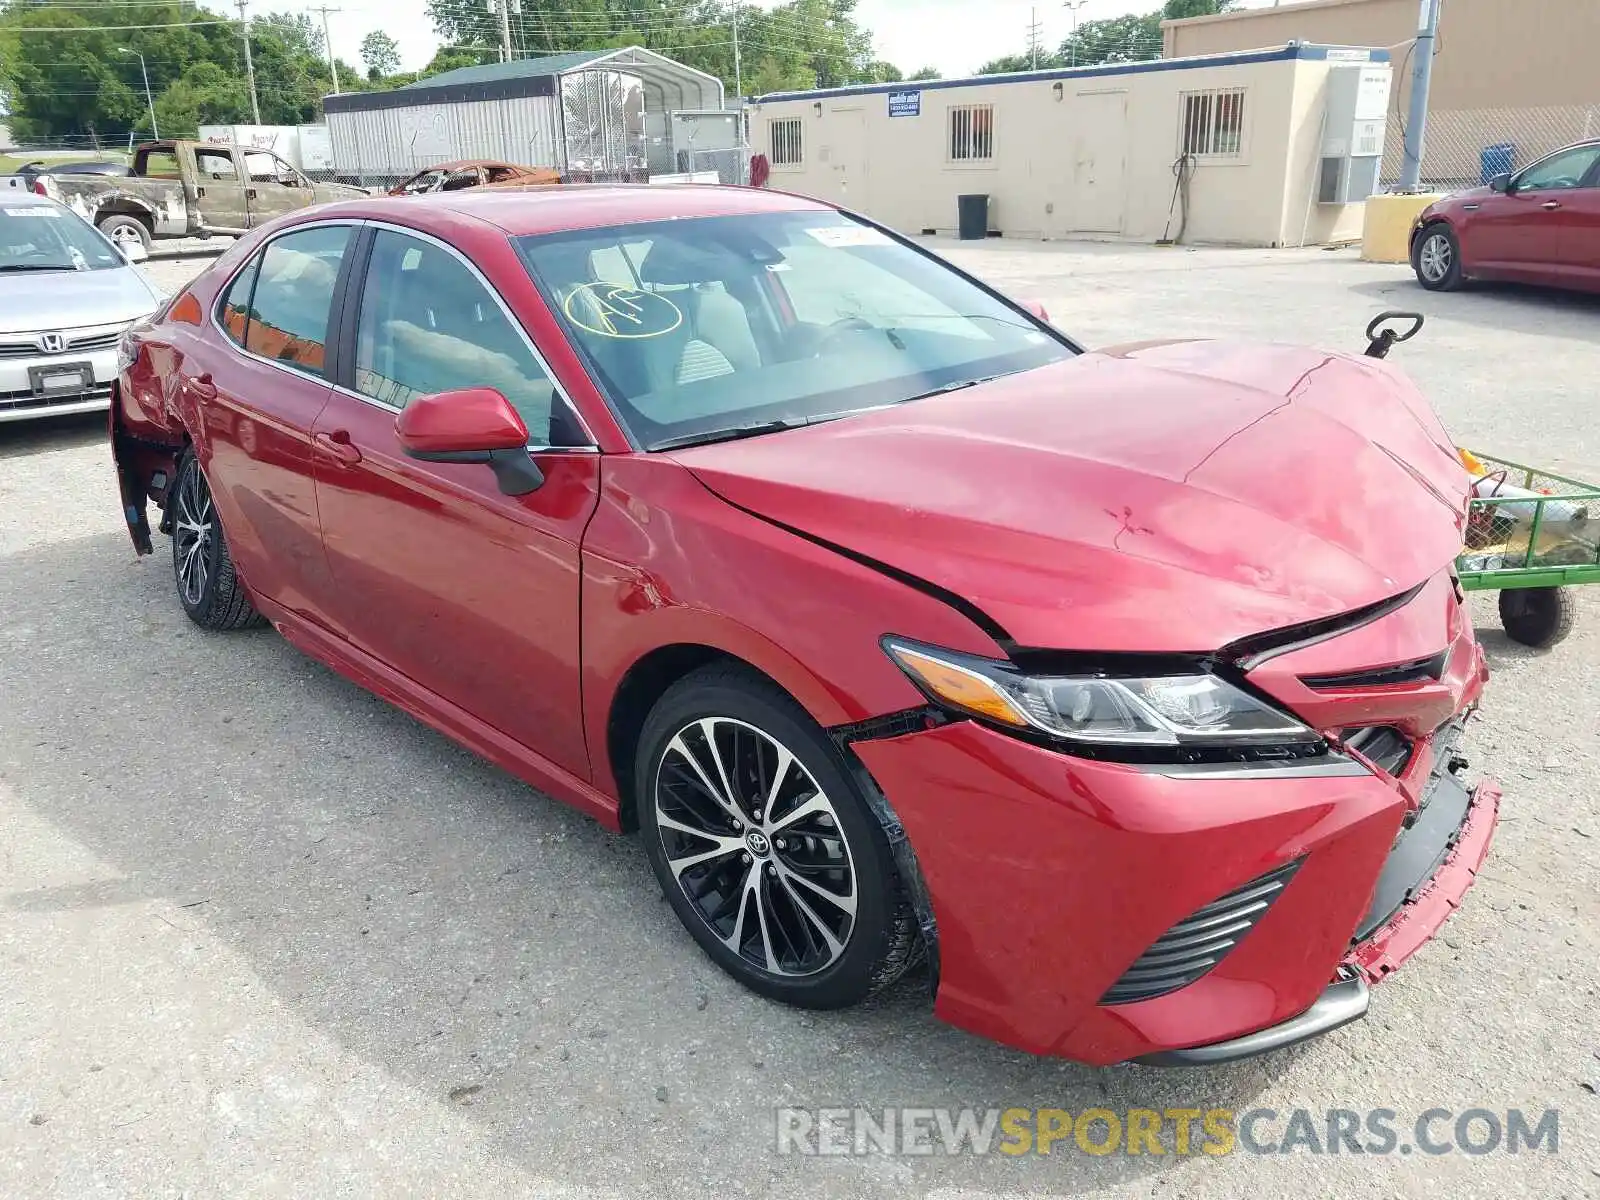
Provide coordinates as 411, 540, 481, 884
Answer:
957, 193, 989, 241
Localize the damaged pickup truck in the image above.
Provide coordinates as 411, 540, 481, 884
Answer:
33, 140, 365, 253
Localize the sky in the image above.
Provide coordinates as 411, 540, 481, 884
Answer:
282, 0, 1277, 88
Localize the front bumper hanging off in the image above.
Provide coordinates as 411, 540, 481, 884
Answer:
1144, 725, 1500, 1066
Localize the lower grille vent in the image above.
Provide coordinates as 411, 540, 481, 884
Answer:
1100, 859, 1302, 1005
1342, 725, 1413, 777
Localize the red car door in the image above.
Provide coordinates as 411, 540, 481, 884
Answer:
1467, 143, 1600, 281
1528, 155, 1600, 289
310, 225, 601, 779
196, 222, 356, 630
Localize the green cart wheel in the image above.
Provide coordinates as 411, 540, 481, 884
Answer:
1498, 586, 1575, 649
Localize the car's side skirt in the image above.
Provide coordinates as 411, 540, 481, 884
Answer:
252, 592, 622, 831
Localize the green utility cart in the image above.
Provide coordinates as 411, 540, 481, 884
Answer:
1457, 452, 1599, 648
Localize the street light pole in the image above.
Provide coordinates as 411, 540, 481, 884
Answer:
1397, 0, 1443, 191
1063, 0, 1088, 68
119, 47, 159, 139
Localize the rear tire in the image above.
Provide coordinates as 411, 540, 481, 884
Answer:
1412, 222, 1463, 291
1499, 586, 1573, 649
97, 213, 151, 253
636, 665, 920, 1009
170, 448, 264, 631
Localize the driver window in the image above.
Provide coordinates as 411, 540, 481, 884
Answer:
354, 229, 584, 446
1517, 146, 1600, 192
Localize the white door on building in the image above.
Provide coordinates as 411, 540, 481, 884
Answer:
1071, 90, 1128, 234
824, 107, 869, 210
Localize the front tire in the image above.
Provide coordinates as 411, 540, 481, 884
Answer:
97, 213, 152, 253
637, 665, 919, 1009
1412, 222, 1463, 291
170, 448, 263, 631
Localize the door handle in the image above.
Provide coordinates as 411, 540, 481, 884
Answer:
188, 372, 216, 400
1542, 200, 1562, 210
313, 430, 363, 466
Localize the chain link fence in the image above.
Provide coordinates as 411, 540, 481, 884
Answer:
1381, 104, 1600, 192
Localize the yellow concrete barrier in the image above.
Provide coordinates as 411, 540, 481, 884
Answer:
1361, 193, 1444, 264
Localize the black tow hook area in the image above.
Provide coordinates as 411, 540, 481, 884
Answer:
1364, 310, 1425, 359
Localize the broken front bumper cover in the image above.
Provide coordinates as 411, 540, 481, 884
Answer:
1140, 770, 1501, 1066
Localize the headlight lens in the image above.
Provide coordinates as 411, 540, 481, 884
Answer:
116, 331, 139, 374
884, 639, 1317, 748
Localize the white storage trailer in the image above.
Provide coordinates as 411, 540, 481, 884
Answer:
322, 46, 725, 183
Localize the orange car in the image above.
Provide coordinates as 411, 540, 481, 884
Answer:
388, 160, 561, 196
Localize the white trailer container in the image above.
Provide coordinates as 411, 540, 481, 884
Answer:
197, 124, 305, 167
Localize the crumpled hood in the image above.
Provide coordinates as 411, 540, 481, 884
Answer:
673, 341, 1470, 653
0, 264, 160, 333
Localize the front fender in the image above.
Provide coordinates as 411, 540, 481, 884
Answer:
580, 456, 1007, 804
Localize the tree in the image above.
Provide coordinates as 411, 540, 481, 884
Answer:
977, 52, 1051, 75
1058, 13, 1163, 67
907, 66, 940, 81
869, 60, 902, 83
360, 29, 401, 80
1161, 0, 1237, 18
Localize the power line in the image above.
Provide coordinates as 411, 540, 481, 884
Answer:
8, 18, 232, 30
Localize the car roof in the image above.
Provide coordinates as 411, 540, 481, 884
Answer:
315, 183, 834, 238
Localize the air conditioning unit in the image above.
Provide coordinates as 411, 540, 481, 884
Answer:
1318, 64, 1391, 204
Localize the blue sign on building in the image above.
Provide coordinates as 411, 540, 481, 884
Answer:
887, 90, 922, 118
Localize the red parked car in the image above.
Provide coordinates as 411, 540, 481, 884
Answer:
1412, 137, 1600, 293
112, 186, 1497, 1065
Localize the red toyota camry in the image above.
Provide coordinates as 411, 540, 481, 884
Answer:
111, 185, 1497, 1066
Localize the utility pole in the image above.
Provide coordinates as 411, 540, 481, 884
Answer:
730, 0, 743, 101
495, 0, 512, 64
1027, 7, 1043, 70
119, 47, 159, 139
1397, 0, 1442, 191
236, 0, 262, 124
1063, 0, 1087, 68
313, 5, 341, 93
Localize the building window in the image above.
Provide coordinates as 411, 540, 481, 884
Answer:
1179, 88, 1245, 158
770, 118, 803, 166
948, 104, 995, 162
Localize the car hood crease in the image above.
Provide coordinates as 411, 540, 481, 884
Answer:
671, 341, 1470, 653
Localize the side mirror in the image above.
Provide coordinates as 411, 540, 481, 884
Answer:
395, 387, 545, 495
1488, 172, 1513, 193
119, 241, 148, 264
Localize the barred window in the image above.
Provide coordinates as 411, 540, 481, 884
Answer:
770, 118, 803, 166
1179, 88, 1245, 158
948, 104, 994, 162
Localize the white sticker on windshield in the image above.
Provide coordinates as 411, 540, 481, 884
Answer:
2, 206, 61, 219
805, 225, 892, 248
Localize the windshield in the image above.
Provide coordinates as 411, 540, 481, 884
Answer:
515, 211, 1074, 449
0, 202, 124, 272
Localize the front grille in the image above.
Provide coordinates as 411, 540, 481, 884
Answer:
1100, 860, 1301, 1005
0, 327, 125, 358
0, 383, 111, 412
1342, 725, 1413, 776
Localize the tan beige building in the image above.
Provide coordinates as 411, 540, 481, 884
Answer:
1164, 0, 1600, 186
750, 45, 1392, 247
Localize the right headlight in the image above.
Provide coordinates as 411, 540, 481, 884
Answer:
883, 638, 1319, 750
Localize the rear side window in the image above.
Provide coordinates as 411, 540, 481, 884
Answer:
229, 225, 351, 376
217, 255, 261, 345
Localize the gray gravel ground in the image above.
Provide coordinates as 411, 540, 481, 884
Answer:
2, 242, 1598, 1198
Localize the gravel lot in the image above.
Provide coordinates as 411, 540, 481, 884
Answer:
2, 241, 1598, 1199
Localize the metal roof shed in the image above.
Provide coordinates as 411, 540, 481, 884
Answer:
322, 46, 725, 180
